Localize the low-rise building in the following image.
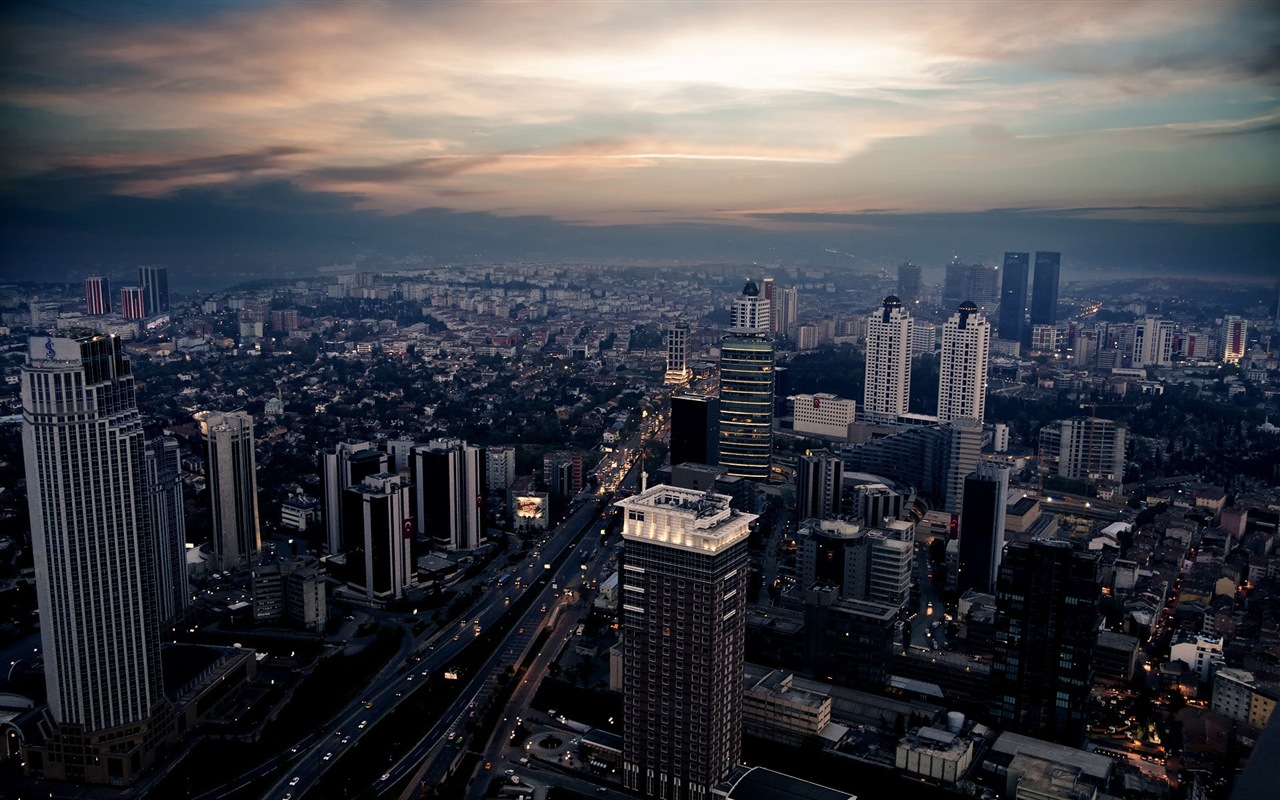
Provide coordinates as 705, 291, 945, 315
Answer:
743, 670, 832, 747
895, 725, 976, 784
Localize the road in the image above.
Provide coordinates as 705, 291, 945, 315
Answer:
395, 502, 614, 798
460, 520, 623, 800
255, 500, 605, 800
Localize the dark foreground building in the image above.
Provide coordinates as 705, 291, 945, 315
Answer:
990, 539, 1100, 745
617, 486, 755, 800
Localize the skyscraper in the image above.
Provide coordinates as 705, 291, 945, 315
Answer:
85, 276, 111, 316
896, 262, 923, 307
718, 280, 774, 481
144, 436, 188, 628
943, 259, 999, 312
730, 278, 771, 334
670, 393, 718, 466
138, 265, 170, 314
1030, 251, 1061, 327
996, 252, 1029, 343
777, 286, 798, 336
664, 322, 693, 386
486, 445, 516, 491
956, 461, 1009, 595
937, 301, 991, 424
990, 539, 1100, 745
120, 285, 146, 320
197, 410, 261, 571
320, 440, 387, 555
795, 449, 843, 521
617, 485, 754, 800
22, 334, 168, 784
411, 438, 484, 550
1221, 315, 1247, 364
864, 296, 913, 421
343, 473, 415, 601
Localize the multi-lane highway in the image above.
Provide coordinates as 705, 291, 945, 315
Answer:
256, 498, 607, 800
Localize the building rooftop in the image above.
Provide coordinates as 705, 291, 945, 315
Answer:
726, 766, 855, 800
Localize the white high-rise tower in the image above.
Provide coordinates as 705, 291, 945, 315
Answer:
21, 334, 167, 784
864, 296, 913, 420
664, 322, 693, 385
937, 301, 991, 423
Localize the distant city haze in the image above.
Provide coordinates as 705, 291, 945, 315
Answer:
1, 1, 1277, 281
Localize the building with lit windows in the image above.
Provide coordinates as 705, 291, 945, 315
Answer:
937, 302, 990, 424
864, 296, 912, 421
617, 485, 754, 800
665, 322, 693, 386
21, 334, 171, 784
718, 281, 774, 481
1221, 315, 1247, 364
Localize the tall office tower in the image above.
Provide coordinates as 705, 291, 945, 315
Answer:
1038, 417, 1127, 483
411, 438, 484, 550
342, 473, 415, 601
319, 440, 387, 555
730, 278, 771, 334
956, 462, 1009, 595
943, 259, 999, 312
1030, 251, 1061, 326
1221, 315, 1247, 364
937, 302, 991, 424
144, 436, 188, 628
864, 296, 913, 421
120, 285, 146, 320
85, 276, 111, 316
762, 277, 775, 317
795, 450, 843, 521
1134, 316, 1175, 367
21, 334, 168, 784
897, 262, 923, 307
196, 410, 261, 571
718, 337, 774, 481
617, 486, 754, 800
138, 265, 170, 314
671, 393, 718, 466
777, 286, 798, 336
664, 322, 693, 385
485, 445, 517, 491
997, 252, 1029, 343
991, 539, 1101, 745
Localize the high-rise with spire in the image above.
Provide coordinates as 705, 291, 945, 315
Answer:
937, 301, 991, 423
718, 279, 774, 480
21, 334, 170, 784
864, 295, 913, 421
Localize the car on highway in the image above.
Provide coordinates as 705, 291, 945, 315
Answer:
289, 776, 301, 786
323, 752, 333, 761
380, 772, 391, 781
358, 720, 368, 729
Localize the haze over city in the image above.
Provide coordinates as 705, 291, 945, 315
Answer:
2, 0, 1279, 283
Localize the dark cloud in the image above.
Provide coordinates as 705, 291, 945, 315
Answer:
2, 177, 1278, 290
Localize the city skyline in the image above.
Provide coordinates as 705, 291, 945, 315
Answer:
1, 1, 1278, 282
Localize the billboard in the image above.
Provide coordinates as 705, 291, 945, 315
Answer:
513, 493, 550, 530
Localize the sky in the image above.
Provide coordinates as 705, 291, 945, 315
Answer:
1, 0, 1278, 285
